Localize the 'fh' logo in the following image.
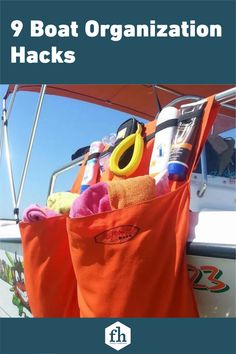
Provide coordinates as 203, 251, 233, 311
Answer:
110, 326, 126, 343
105, 321, 131, 351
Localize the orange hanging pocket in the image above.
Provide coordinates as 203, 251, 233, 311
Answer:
67, 96, 220, 318
67, 182, 198, 317
19, 215, 80, 318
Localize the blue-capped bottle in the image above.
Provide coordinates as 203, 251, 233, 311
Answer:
80, 141, 105, 193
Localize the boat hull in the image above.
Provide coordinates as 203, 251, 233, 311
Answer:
0, 238, 235, 318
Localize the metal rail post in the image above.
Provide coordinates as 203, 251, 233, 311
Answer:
16, 85, 47, 214
1, 85, 19, 217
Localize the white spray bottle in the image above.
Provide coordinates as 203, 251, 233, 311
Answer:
149, 106, 179, 181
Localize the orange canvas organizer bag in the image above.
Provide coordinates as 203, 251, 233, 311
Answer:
19, 215, 80, 317
67, 96, 220, 317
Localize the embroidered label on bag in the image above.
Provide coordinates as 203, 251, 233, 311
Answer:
95, 225, 139, 244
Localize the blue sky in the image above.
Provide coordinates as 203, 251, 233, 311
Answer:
0, 85, 143, 219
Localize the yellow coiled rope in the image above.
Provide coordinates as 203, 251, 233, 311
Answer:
109, 124, 144, 177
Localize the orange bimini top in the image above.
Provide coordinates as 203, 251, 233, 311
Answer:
6, 83, 234, 120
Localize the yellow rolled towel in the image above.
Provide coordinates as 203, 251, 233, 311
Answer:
47, 192, 79, 214
107, 175, 156, 210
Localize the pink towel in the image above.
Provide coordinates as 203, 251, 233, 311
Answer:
70, 182, 112, 218
23, 204, 60, 222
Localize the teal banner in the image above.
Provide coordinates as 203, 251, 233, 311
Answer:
1, 318, 236, 353
0, 2, 235, 354
0, 0, 235, 83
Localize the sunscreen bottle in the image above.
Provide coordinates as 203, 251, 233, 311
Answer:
80, 141, 105, 193
168, 103, 205, 181
149, 106, 179, 177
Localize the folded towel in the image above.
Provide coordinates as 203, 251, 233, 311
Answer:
70, 182, 112, 218
47, 192, 79, 214
23, 204, 60, 223
108, 175, 156, 210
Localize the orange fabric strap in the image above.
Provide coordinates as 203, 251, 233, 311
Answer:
189, 95, 220, 177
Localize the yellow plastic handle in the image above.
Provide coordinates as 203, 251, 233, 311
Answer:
110, 124, 144, 177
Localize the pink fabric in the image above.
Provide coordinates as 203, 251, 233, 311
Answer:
70, 182, 112, 218
23, 204, 60, 222
155, 170, 170, 196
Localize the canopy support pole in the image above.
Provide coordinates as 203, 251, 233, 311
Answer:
156, 85, 236, 112
0, 85, 19, 165
0, 116, 4, 166
180, 87, 236, 109
1, 85, 19, 219
152, 85, 162, 114
16, 85, 47, 214
215, 87, 236, 105
197, 146, 208, 198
